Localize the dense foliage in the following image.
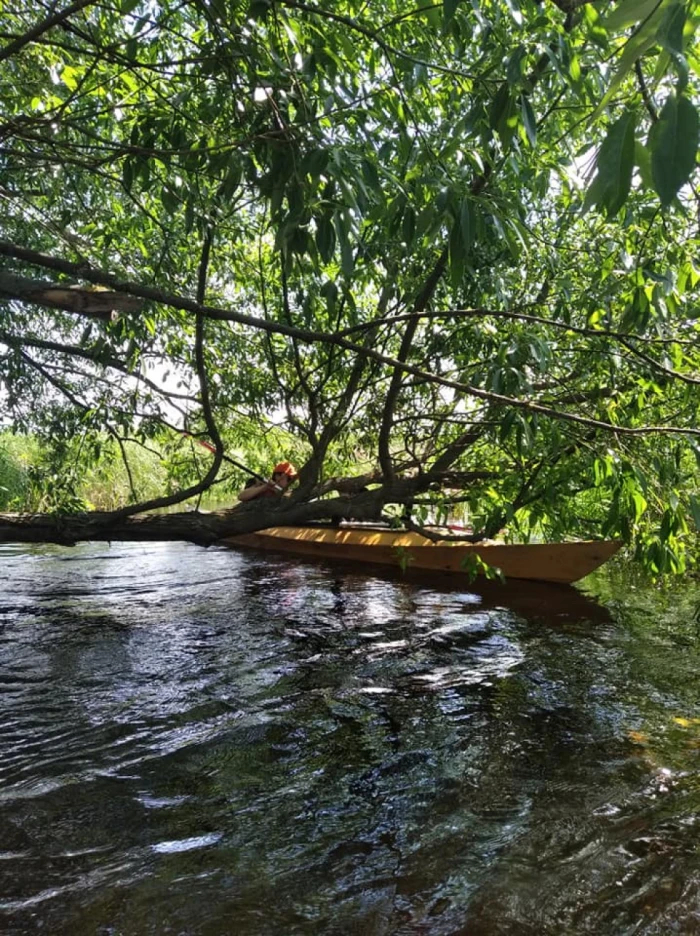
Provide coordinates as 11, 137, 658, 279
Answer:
0, 0, 699, 570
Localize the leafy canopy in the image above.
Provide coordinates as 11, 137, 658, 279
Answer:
0, 0, 699, 571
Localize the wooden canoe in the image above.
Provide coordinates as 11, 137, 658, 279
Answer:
224, 526, 622, 584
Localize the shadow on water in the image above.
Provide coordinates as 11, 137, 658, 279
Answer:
0, 542, 699, 935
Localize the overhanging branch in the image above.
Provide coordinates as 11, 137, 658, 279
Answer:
0, 0, 98, 64
1, 241, 699, 440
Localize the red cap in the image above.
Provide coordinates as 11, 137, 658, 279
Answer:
273, 461, 298, 479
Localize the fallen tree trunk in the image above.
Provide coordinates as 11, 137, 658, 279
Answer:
0, 492, 390, 547
0, 471, 497, 547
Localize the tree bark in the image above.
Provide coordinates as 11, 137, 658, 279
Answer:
0, 271, 143, 319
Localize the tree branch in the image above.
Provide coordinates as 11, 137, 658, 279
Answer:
0, 0, 98, 64
377, 246, 448, 479
1, 241, 698, 440
0, 270, 143, 318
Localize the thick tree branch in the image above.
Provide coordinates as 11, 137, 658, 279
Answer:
0, 270, 143, 318
635, 59, 658, 123
193, 226, 222, 459
377, 246, 448, 479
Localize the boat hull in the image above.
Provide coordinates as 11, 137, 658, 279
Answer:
224, 526, 622, 584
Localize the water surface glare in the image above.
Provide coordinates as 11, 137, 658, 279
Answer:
1, 541, 700, 934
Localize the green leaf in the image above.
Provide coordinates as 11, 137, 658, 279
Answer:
506, 46, 527, 86
321, 280, 337, 318
520, 94, 536, 147
656, 3, 689, 90
184, 199, 195, 234
460, 198, 472, 251
248, 0, 271, 20
61, 66, 80, 91
301, 148, 329, 178
603, 0, 665, 31
443, 0, 460, 27
581, 172, 604, 215
634, 141, 653, 189
122, 158, 134, 194
592, 0, 673, 118
631, 490, 648, 521
161, 186, 179, 214
361, 157, 380, 193
120, 0, 141, 14
315, 214, 336, 263
658, 2, 686, 55
593, 109, 637, 217
499, 409, 516, 443
335, 212, 355, 277
569, 53, 582, 84
489, 83, 514, 144
649, 92, 699, 206
402, 205, 416, 245
583, 3, 609, 48
449, 218, 465, 289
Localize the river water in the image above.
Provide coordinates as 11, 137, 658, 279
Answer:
1, 541, 699, 935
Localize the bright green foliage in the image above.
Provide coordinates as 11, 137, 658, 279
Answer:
0, 434, 36, 509
0, 0, 699, 570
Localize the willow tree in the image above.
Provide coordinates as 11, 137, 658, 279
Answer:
0, 0, 699, 571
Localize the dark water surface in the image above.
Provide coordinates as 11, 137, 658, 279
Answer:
1, 542, 700, 935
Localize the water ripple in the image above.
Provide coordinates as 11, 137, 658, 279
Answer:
1, 542, 700, 935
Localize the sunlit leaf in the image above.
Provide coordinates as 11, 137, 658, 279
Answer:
603, 0, 667, 31
634, 141, 653, 189
520, 94, 536, 147
61, 66, 80, 91
593, 0, 674, 118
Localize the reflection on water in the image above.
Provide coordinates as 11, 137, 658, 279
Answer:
1, 542, 700, 934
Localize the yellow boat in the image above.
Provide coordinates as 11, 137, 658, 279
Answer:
225, 526, 622, 584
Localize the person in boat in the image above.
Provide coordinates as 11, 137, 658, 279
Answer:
237, 461, 298, 502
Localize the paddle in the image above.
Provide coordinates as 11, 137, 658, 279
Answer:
182, 433, 284, 492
